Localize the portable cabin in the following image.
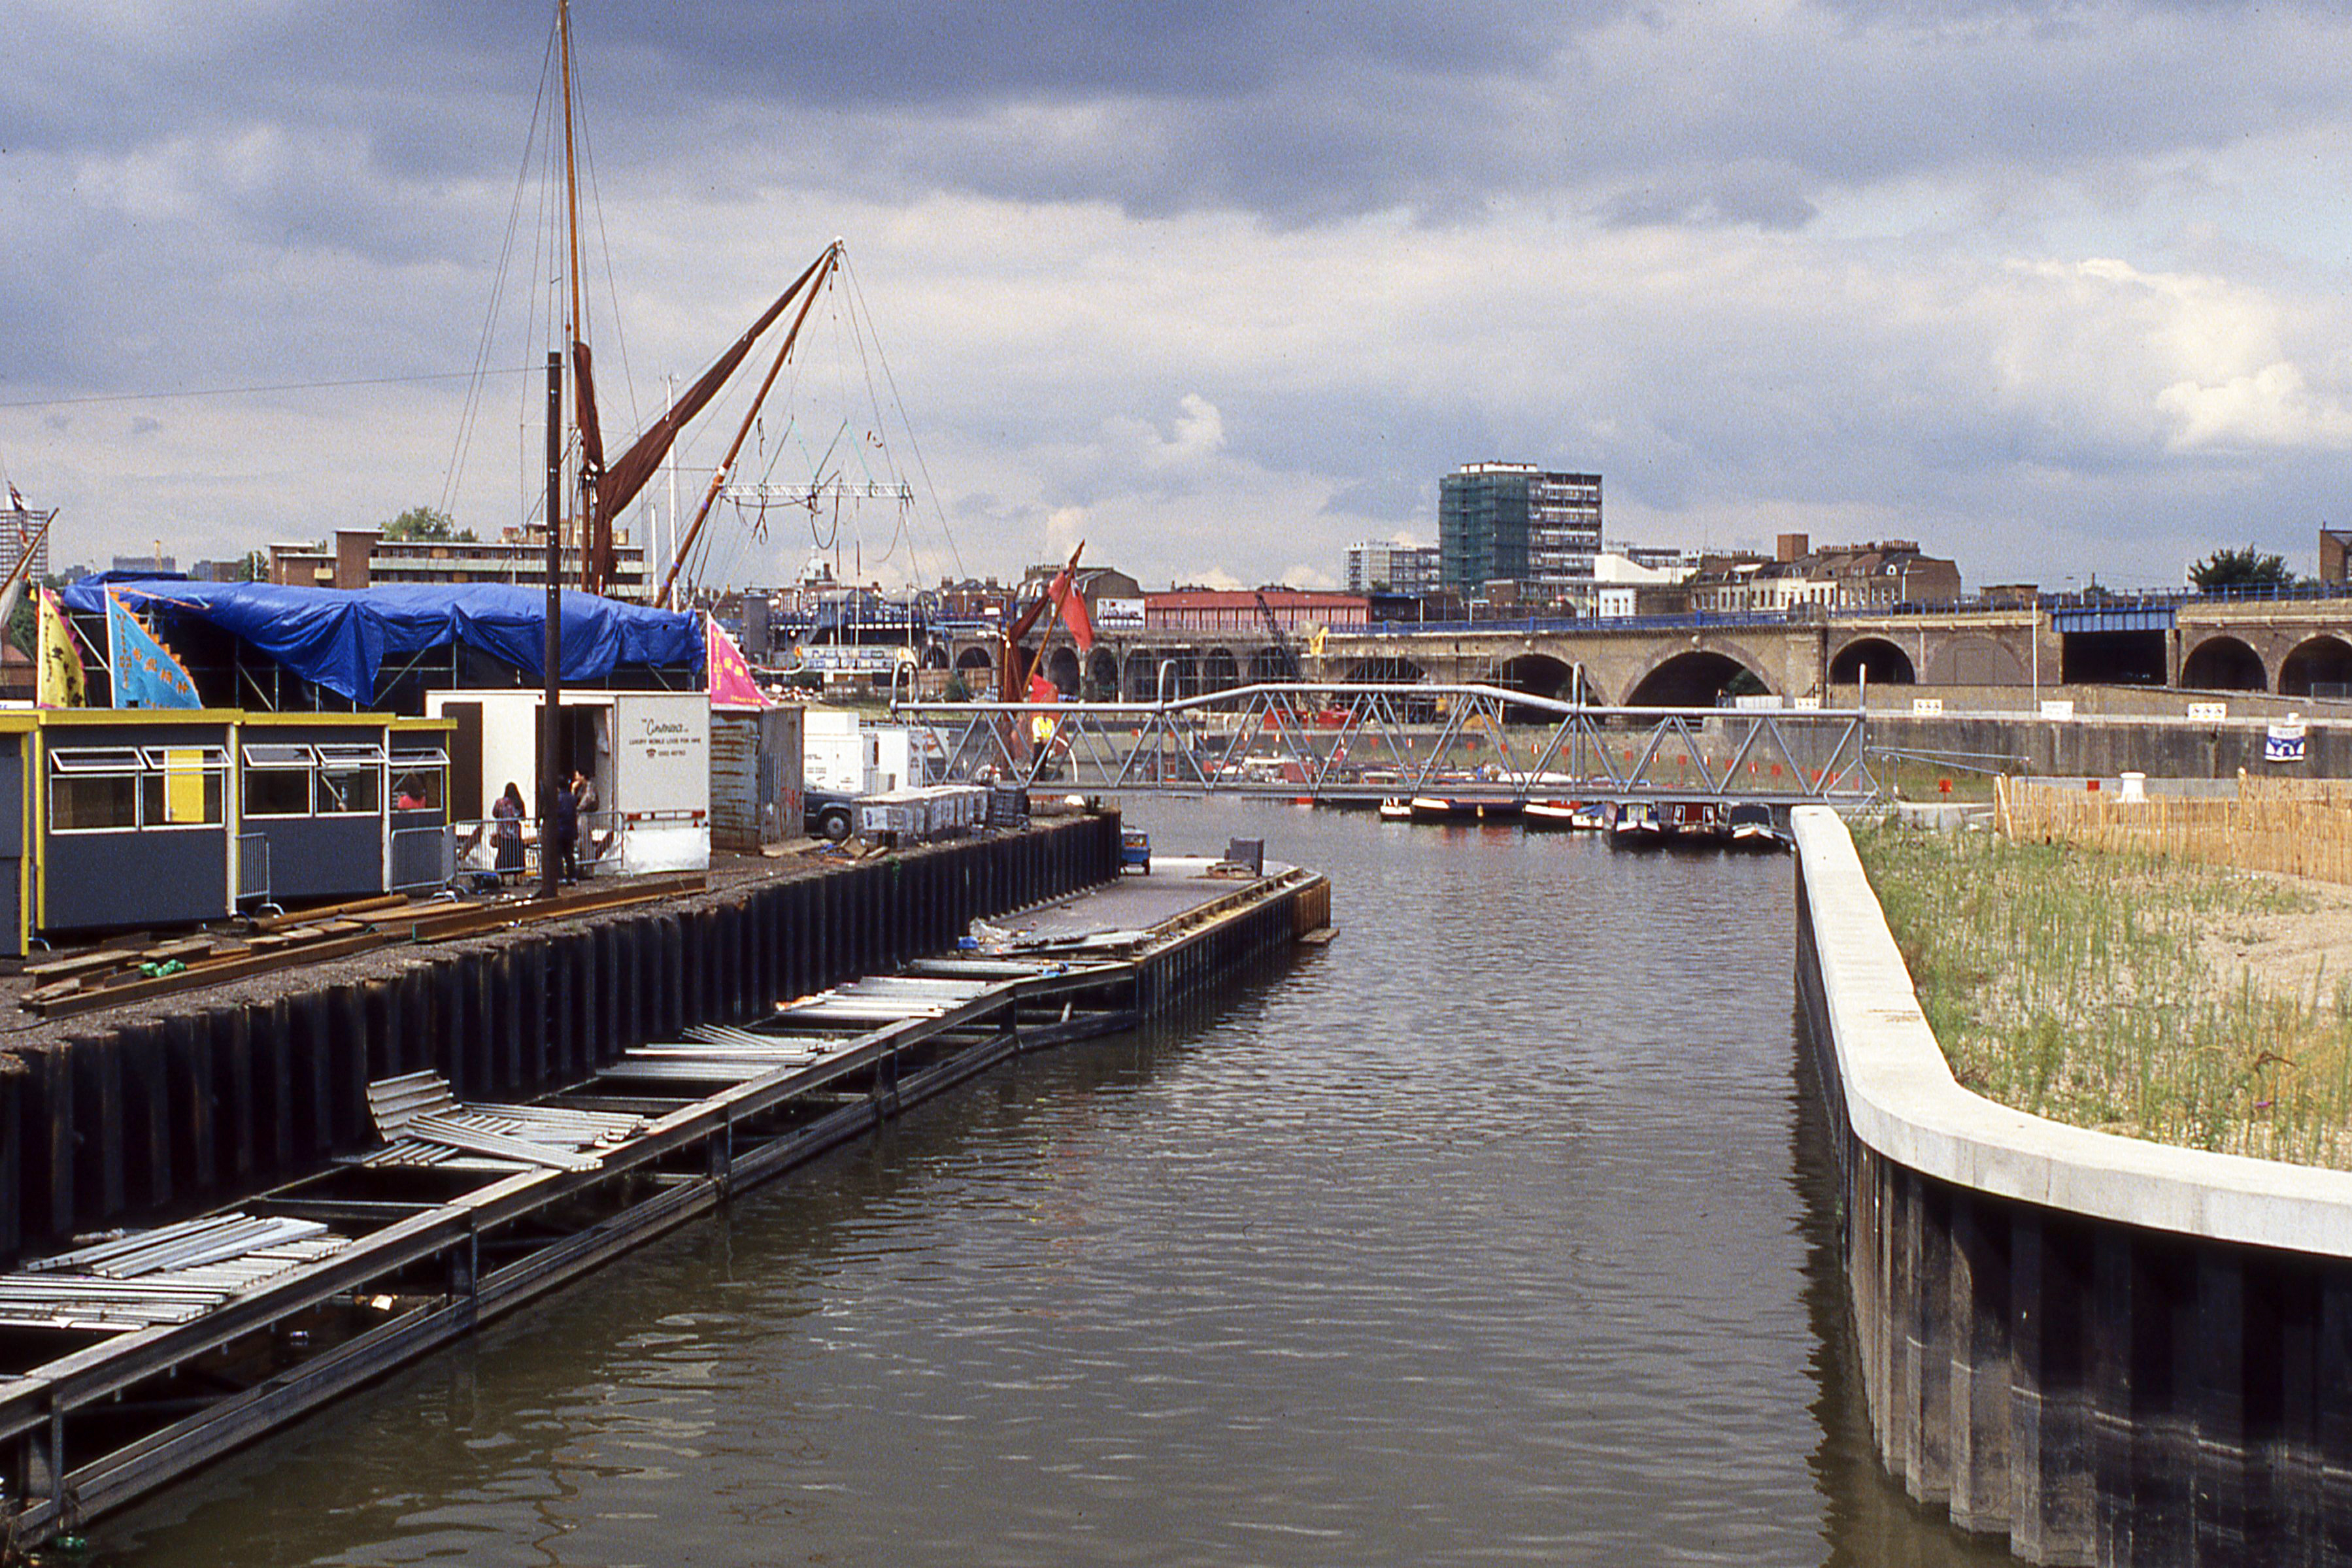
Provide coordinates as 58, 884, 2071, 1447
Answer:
0, 709, 453, 954
803, 709, 930, 796
424, 688, 710, 875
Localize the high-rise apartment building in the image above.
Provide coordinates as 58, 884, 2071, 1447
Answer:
1345, 541, 1440, 595
1437, 462, 1602, 595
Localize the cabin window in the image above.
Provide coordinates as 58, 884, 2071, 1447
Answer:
49, 745, 226, 830
140, 748, 226, 827
241, 743, 316, 818
243, 767, 311, 817
318, 765, 382, 815
390, 750, 447, 813
316, 739, 389, 814
50, 773, 139, 831
50, 748, 144, 773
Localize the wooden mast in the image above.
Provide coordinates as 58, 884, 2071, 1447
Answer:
543, 0, 580, 895
556, 0, 592, 588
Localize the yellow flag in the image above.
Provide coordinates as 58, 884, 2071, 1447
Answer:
36, 588, 84, 709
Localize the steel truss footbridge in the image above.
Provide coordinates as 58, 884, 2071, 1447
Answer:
894, 682, 1879, 807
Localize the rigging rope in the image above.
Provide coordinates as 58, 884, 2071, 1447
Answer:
843, 254, 965, 582
442, 15, 560, 522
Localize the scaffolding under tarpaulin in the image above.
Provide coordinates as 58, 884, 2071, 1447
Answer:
56, 581, 703, 712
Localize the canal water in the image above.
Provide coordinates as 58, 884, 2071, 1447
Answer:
106, 799, 2013, 1567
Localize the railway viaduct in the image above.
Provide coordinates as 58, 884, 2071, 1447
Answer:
945, 597, 2352, 705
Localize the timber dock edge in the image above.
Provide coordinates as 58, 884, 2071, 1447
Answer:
1794, 805, 2352, 1568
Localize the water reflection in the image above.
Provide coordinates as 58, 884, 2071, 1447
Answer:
103, 799, 1998, 1567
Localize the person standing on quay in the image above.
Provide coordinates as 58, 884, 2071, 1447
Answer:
572, 769, 599, 874
493, 781, 526, 879
550, 772, 580, 884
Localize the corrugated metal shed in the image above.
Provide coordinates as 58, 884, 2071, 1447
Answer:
712, 705, 804, 851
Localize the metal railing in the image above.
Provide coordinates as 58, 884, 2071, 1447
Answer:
452, 810, 643, 884
390, 824, 456, 893
235, 832, 271, 906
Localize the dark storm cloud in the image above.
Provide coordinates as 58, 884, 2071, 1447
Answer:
14, 0, 2352, 236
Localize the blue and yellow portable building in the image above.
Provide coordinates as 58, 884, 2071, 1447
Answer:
0, 709, 454, 954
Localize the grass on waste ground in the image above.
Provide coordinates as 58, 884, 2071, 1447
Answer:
1853, 822, 2352, 1168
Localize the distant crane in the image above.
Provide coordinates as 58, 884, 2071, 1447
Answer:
1254, 590, 1302, 680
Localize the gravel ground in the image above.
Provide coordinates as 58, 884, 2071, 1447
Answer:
2200, 870, 2352, 1007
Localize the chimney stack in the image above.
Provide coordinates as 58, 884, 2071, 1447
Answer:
1776, 531, 1809, 564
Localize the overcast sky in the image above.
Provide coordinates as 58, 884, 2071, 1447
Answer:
5, 0, 2351, 594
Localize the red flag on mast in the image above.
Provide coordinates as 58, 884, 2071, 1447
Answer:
1045, 563, 1094, 652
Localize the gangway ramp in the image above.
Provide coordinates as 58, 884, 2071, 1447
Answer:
896, 682, 1877, 807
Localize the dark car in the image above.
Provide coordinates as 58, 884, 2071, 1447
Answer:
805, 788, 859, 842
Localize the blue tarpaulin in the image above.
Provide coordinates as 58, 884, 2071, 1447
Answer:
58, 581, 704, 703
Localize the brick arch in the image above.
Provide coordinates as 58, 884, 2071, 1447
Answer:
2281, 635, 2352, 697
1924, 634, 2026, 686
1828, 636, 1915, 685
2180, 634, 2266, 692
1622, 637, 1776, 707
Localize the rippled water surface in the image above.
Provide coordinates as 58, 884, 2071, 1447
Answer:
109, 799, 2012, 1567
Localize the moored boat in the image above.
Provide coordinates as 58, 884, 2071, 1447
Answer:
1663, 800, 1728, 846
1726, 801, 1785, 851
1606, 799, 1668, 846
1409, 795, 1520, 824
1523, 799, 1581, 829
1377, 797, 1413, 822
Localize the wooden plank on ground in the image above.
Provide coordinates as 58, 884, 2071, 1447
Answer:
23, 949, 143, 982
20, 874, 708, 1018
252, 894, 409, 933
25, 932, 394, 1020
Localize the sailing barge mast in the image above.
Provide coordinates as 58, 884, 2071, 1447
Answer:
548, 0, 840, 605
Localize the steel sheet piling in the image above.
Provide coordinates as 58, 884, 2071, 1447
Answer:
250, 1002, 294, 1180
161, 1013, 210, 1203
67, 1032, 125, 1227
205, 1007, 255, 1190
327, 982, 367, 1142
116, 1022, 171, 1214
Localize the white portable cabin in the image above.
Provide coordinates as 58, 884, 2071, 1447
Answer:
803, 707, 930, 796
426, 689, 711, 875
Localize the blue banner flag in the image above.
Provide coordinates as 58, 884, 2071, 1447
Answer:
107, 590, 203, 708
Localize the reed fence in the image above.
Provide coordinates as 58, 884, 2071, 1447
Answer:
1998, 772, 2352, 883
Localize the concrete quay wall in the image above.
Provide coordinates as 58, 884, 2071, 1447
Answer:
1864, 708, 2352, 778
0, 815, 1123, 1270
1794, 806, 2352, 1566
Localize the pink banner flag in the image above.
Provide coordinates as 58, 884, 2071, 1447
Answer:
706, 616, 769, 709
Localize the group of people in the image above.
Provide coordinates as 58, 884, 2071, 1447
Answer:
490, 769, 599, 884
